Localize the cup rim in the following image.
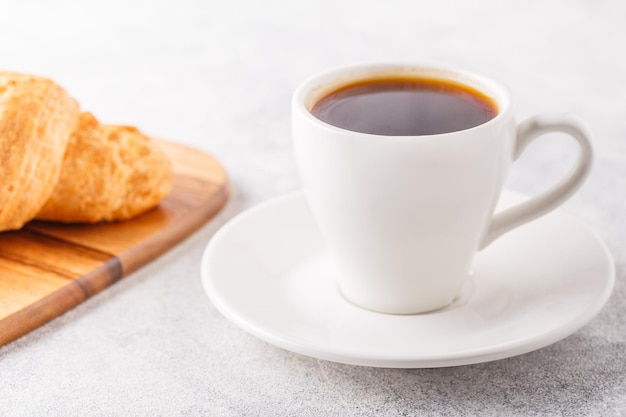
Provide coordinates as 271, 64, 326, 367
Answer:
292, 61, 514, 139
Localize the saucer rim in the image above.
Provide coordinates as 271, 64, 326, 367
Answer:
201, 192, 615, 368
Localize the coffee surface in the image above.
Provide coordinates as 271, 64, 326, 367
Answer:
311, 77, 498, 136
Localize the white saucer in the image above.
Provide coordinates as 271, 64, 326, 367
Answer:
201, 191, 614, 368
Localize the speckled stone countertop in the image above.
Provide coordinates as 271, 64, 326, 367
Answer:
0, 0, 624, 415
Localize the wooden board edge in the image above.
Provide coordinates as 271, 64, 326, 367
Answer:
119, 183, 230, 275
0, 258, 122, 346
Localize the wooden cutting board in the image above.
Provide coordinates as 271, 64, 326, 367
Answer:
0, 140, 229, 346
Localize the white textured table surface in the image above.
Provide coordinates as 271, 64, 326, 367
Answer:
1, 1, 625, 415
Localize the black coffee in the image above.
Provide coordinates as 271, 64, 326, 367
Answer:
311, 77, 498, 136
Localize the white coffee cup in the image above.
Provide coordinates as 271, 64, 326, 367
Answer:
292, 63, 593, 314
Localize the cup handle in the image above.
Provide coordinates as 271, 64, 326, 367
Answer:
479, 114, 594, 250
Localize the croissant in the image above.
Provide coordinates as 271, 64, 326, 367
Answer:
0, 72, 172, 232
36, 112, 172, 223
